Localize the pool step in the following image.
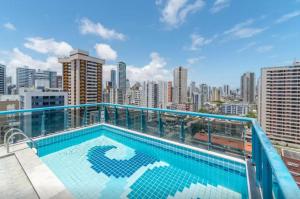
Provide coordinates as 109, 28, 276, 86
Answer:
168, 182, 242, 199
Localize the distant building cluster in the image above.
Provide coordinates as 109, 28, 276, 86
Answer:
0, 49, 299, 150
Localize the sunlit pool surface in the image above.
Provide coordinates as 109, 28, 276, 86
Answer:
36, 126, 248, 199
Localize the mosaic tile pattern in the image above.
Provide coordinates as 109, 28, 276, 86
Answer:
38, 126, 248, 199
87, 145, 158, 178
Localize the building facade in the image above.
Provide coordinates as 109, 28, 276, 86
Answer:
16, 67, 36, 90
59, 49, 104, 105
0, 64, 6, 95
117, 62, 126, 104
111, 69, 117, 89
220, 104, 249, 116
142, 81, 158, 108
158, 81, 168, 109
258, 63, 300, 148
173, 66, 188, 104
167, 81, 173, 103
241, 72, 255, 104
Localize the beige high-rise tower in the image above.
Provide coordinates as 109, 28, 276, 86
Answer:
59, 49, 105, 105
258, 62, 300, 148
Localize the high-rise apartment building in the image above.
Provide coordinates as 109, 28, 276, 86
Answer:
111, 69, 116, 89
16, 67, 35, 90
56, 75, 62, 88
173, 66, 187, 104
200, 84, 209, 106
130, 82, 142, 106
142, 81, 158, 108
117, 62, 126, 104
167, 81, 173, 103
258, 63, 300, 148
211, 87, 221, 102
158, 81, 168, 109
241, 72, 255, 104
59, 49, 104, 105
223, 85, 230, 97
0, 64, 6, 95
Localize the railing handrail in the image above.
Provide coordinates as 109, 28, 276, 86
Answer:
252, 120, 300, 198
0, 102, 299, 197
0, 103, 254, 123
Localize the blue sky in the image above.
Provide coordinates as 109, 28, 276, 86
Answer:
0, 0, 300, 87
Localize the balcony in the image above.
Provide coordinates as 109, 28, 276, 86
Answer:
0, 103, 299, 199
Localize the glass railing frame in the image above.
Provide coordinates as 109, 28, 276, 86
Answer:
0, 102, 299, 199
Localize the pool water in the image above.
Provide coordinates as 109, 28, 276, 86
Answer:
37, 126, 248, 199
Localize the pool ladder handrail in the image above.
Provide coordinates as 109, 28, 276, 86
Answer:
4, 128, 36, 153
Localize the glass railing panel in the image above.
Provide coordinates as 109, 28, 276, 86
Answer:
210, 119, 245, 156
105, 106, 115, 125
128, 109, 141, 132
43, 109, 66, 135
185, 117, 210, 150
160, 112, 180, 142
144, 110, 159, 137
0, 113, 22, 144
116, 107, 126, 128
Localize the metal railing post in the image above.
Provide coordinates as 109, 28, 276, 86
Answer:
114, 106, 118, 126
83, 107, 87, 126
98, 105, 101, 123
208, 120, 211, 149
158, 112, 164, 137
255, 136, 262, 185
126, 108, 130, 129
262, 150, 272, 199
252, 125, 256, 163
64, 109, 68, 130
41, 111, 46, 136
243, 123, 246, 156
180, 118, 185, 143
104, 106, 109, 123
140, 110, 146, 132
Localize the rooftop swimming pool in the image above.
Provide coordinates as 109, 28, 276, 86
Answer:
35, 125, 248, 199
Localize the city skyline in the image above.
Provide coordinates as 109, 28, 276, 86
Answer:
0, 0, 300, 87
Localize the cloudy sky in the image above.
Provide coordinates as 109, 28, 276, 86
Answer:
0, 0, 299, 87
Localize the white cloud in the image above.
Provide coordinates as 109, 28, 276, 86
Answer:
187, 56, 205, 65
275, 10, 300, 24
3, 22, 16, 31
210, 0, 231, 14
159, 0, 205, 27
3, 48, 61, 83
224, 19, 266, 38
95, 43, 117, 61
24, 37, 73, 57
79, 18, 125, 40
256, 45, 273, 53
237, 42, 256, 53
189, 33, 214, 50
127, 52, 171, 82
103, 52, 171, 83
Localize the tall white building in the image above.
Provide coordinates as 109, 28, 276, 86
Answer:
0, 64, 6, 95
258, 63, 300, 148
173, 66, 188, 104
142, 81, 158, 108
241, 72, 255, 104
158, 81, 168, 109
59, 49, 104, 105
